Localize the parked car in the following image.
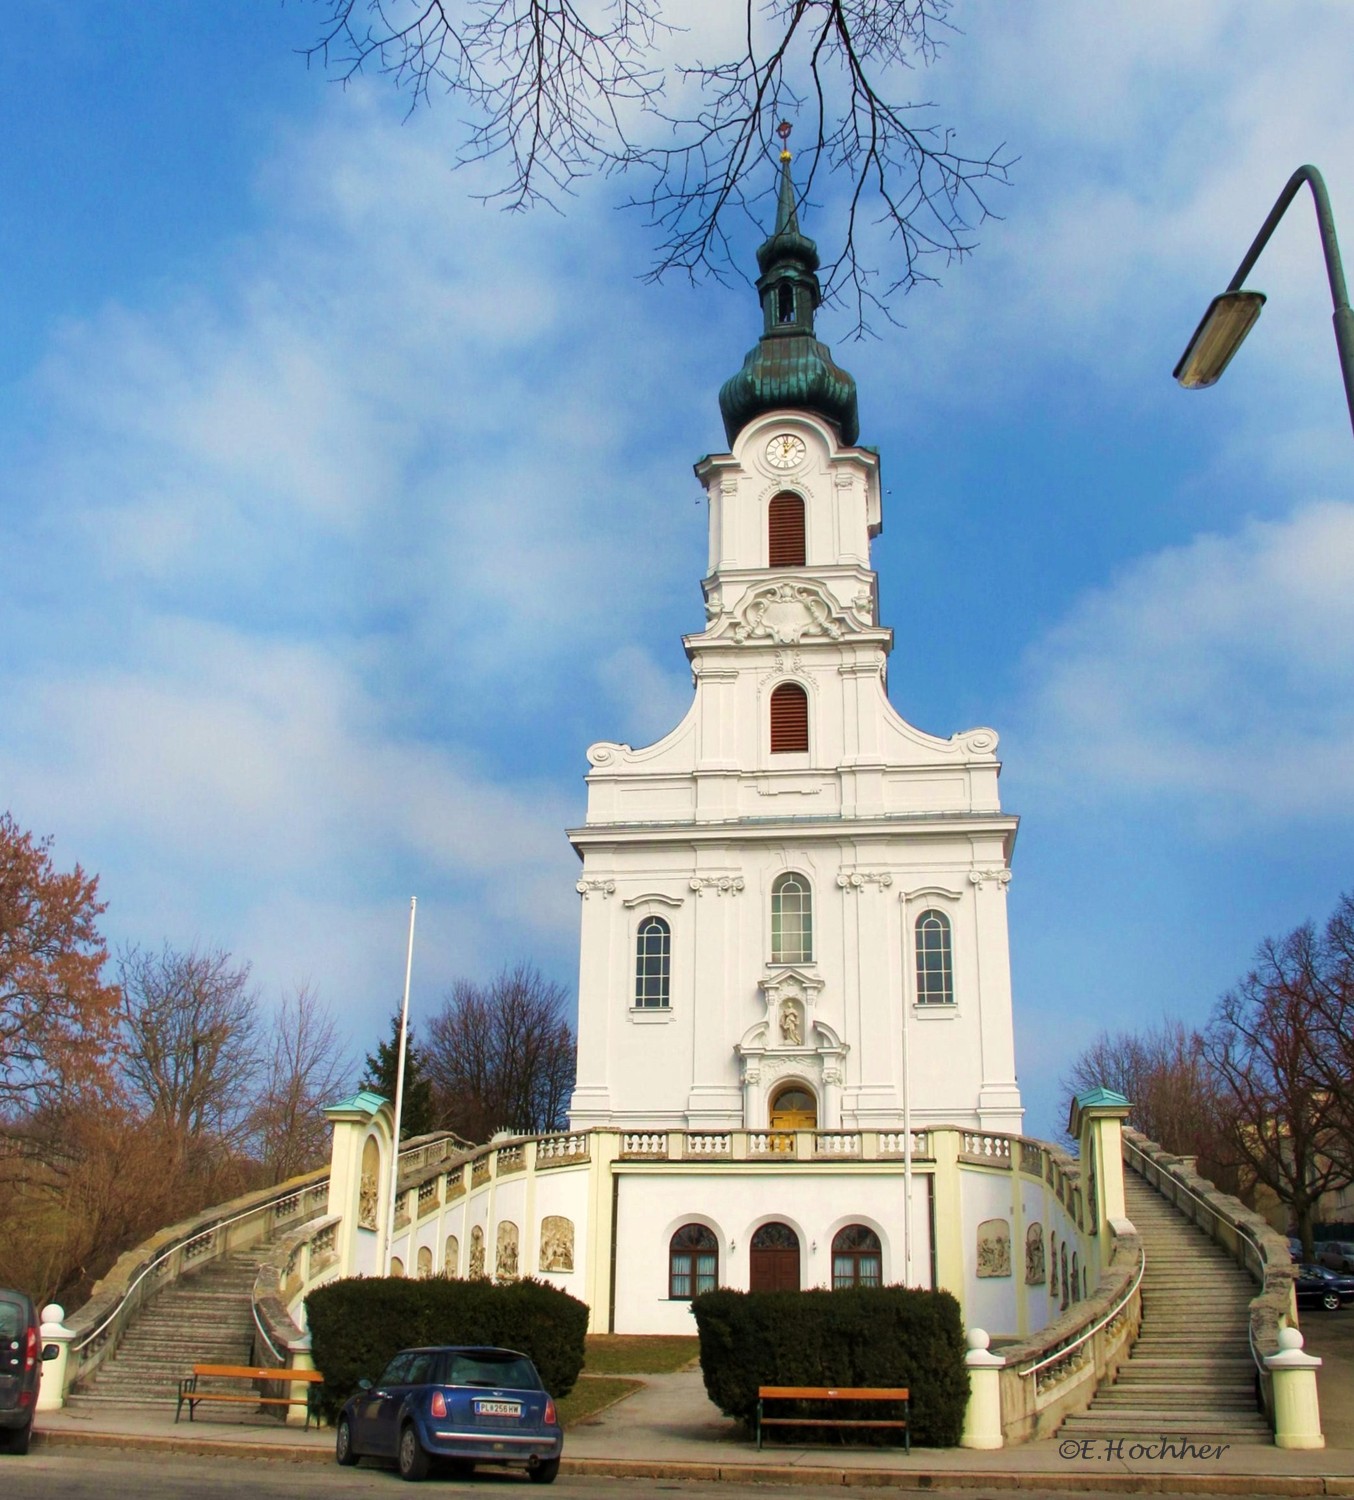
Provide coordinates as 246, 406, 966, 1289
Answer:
0, 1289, 58, 1455
335, 1345, 563, 1483
1317, 1240, 1354, 1273
1295, 1264, 1354, 1311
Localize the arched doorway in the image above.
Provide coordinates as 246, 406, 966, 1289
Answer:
769, 1084, 817, 1130
749, 1222, 801, 1292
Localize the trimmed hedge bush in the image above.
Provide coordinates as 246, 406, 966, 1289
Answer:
691, 1285, 969, 1447
306, 1276, 588, 1417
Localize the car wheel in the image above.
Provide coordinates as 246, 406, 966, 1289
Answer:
8, 1420, 32, 1456
398, 1424, 430, 1482
529, 1458, 561, 1485
335, 1416, 359, 1466
1324, 1292, 1341, 1311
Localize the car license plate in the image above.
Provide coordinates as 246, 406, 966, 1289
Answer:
474, 1399, 522, 1418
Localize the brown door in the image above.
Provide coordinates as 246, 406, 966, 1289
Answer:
749, 1222, 801, 1292
768, 1085, 817, 1131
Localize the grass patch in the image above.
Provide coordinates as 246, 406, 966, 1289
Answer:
556, 1375, 644, 1427
583, 1334, 701, 1375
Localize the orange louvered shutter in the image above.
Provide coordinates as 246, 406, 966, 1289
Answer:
768, 493, 805, 567
770, 682, 809, 753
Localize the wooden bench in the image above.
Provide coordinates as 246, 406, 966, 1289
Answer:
176, 1364, 325, 1427
756, 1385, 910, 1452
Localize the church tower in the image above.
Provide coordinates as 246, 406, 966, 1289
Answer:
569, 148, 1022, 1136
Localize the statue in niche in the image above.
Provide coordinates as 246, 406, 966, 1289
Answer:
1060, 1244, 1070, 1310
780, 999, 802, 1046
976, 1218, 1011, 1278
417, 1245, 432, 1278
539, 1216, 574, 1273
445, 1235, 460, 1277
469, 1225, 486, 1279
496, 1221, 520, 1280
1025, 1223, 1046, 1285
1049, 1233, 1059, 1297
359, 1137, 380, 1230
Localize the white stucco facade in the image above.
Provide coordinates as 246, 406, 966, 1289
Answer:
568, 404, 1023, 1137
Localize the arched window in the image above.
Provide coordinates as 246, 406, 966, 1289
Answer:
832, 1224, 882, 1289
768, 492, 805, 567
915, 909, 954, 1005
634, 916, 671, 1008
770, 682, 808, 753
669, 1223, 718, 1299
771, 872, 813, 963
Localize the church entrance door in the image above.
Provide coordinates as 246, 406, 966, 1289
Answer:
749, 1222, 801, 1292
769, 1085, 817, 1131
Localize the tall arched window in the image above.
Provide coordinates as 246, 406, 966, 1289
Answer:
832, 1224, 882, 1289
669, 1223, 718, 1299
769, 681, 808, 753
634, 916, 670, 1008
771, 872, 813, 963
915, 908, 954, 1005
768, 492, 806, 567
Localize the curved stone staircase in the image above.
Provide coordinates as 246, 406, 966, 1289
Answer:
65, 1243, 278, 1418
1058, 1170, 1271, 1443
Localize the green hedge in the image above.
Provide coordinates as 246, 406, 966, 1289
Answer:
691, 1285, 969, 1447
306, 1276, 588, 1417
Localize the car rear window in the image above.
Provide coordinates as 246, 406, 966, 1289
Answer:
445, 1353, 541, 1390
0, 1300, 24, 1339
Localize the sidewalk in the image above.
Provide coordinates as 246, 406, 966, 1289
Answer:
32, 1370, 1354, 1495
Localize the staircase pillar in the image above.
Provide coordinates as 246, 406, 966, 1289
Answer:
36, 1305, 73, 1412
1266, 1327, 1324, 1449
960, 1328, 1004, 1449
1068, 1088, 1130, 1273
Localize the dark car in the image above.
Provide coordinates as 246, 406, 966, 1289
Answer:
1295, 1264, 1354, 1311
336, 1345, 563, 1483
1, 1290, 58, 1455
1318, 1240, 1354, 1273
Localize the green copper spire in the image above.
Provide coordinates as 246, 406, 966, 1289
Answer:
718, 140, 859, 447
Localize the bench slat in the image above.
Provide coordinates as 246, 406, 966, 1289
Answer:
756, 1385, 910, 1454
191, 1365, 323, 1382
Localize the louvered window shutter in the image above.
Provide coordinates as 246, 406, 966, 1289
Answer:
768, 493, 805, 567
770, 682, 809, 753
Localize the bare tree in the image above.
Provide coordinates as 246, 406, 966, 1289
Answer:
117, 943, 262, 1174
1060, 1016, 1232, 1180
300, 1, 1011, 328
423, 962, 576, 1141
1205, 920, 1353, 1260
251, 984, 353, 1183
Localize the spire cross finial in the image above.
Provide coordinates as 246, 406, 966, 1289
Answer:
777, 119, 792, 161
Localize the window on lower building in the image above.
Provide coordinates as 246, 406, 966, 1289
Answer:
832, 1224, 882, 1289
669, 1223, 718, 1299
769, 681, 809, 753
915, 908, 954, 1005
771, 872, 813, 963
634, 915, 671, 1008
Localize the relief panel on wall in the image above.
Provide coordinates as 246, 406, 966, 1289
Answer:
497, 1221, 520, 1280
1025, 1223, 1045, 1285
469, 1225, 486, 1279
539, 1215, 575, 1272
359, 1137, 380, 1230
445, 1235, 460, 1277
976, 1217, 1011, 1278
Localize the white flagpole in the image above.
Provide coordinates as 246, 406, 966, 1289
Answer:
385, 896, 417, 1276
902, 991, 914, 1286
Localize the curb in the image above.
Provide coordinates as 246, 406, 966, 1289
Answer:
31, 1430, 1354, 1493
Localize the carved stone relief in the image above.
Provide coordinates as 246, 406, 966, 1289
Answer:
969, 868, 1013, 891
689, 875, 745, 897
359, 1137, 380, 1231
779, 999, 802, 1045
496, 1221, 520, 1280
469, 1225, 486, 1280
575, 879, 616, 899
732, 580, 847, 644
417, 1245, 432, 1279
539, 1215, 575, 1273
445, 1235, 460, 1278
976, 1218, 1012, 1278
836, 870, 894, 892
1025, 1223, 1046, 1286
1049, 1234, 1059, 1297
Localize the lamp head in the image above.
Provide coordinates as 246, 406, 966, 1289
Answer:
1174, 289, 1267, 388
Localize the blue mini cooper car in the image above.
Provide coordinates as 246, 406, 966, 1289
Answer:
335, 1345, 563, 1483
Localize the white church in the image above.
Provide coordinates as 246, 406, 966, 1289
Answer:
317, 151, 1102, 1345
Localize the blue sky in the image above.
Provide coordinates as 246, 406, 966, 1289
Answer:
2, 3, 1352, 1143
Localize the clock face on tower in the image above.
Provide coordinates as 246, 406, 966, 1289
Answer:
765, 432, 806, 469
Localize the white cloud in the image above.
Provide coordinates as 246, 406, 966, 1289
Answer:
1015, 498, 1354, 820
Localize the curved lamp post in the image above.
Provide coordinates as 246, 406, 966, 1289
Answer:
1174, 164, 1354, 440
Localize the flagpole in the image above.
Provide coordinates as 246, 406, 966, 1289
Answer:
385, 896, 417, 1276
902, 988, 914, 1286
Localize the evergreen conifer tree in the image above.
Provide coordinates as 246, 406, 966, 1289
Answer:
361, 1011, 437, 1139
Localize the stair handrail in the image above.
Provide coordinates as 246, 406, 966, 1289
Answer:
1013, 1241, 1145, 1378
252, 1297, 284, 1364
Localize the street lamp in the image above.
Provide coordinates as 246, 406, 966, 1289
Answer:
1174, 164, 1354, 439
